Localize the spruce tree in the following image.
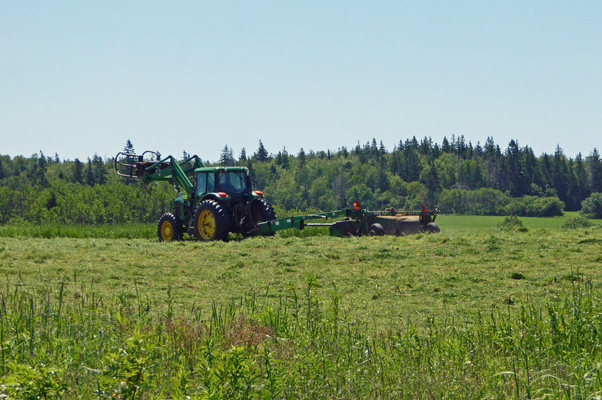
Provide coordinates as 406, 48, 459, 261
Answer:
254, 140, 269, 162
589, 149, 602, 193
219, 145, 235, 166
85, 158, 96, 186
73, 159, 84, 184
123, 139, 135, 154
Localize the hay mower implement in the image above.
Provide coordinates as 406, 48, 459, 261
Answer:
115, 151, 439, 241
257, 203, 439, 237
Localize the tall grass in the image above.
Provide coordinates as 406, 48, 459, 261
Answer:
2, 277, 602, 398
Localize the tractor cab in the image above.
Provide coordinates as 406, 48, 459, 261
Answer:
195, 167, 252, 199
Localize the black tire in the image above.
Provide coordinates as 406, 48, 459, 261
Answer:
193, 200, 231, 241
252, 198, 276, 236
252, 198, 276, 222
425, 222, 440, 233
369, 223, 385, 236
158, 213, 183, 242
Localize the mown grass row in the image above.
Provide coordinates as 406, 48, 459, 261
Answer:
1, 276, 602, 399
0, 222, 156, 239
1, 212, 600, 240
0, 211, 602, 239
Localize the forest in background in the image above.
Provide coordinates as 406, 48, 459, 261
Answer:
2, 135, 602, 224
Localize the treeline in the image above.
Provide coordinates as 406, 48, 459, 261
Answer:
1, 136, 602, 224
0, 151, 174, 224
236, 136, 601, 216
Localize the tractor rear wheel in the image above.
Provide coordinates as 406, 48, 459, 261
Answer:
252, 198, 276, 222
252, 198, 276, 236
193, 200, 230, 241
158, 213, 183, 242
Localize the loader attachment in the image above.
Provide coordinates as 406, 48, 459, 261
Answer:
115, 151, 165, 179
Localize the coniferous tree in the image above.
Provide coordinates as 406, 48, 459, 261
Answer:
123, 139, 135, 154
474, 142, 483, 158
419, 137, 431, 156
589, 149, 602, 193
92, 154, 107, 185
574, 153, 590, 201
85, 158, 96, 186
551, 146, 570, 206
73, 159, 84, 184
219, 145, 235, 166
535, 154, 554, 193
254, 140, 269, 162
275, 147, 290, 169
422, 162, 441, 205
371, 138, 379, 158
401, 145, 421, 182
441, 137, 451, 153
506, 140, 523, 196
30, 151, 49, 187
522, 146, 537, 193
298, 148, 306, 168
432, 143, 441, 159
377, 156, 389, 192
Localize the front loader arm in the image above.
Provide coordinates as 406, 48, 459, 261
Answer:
115, 151, 204, 199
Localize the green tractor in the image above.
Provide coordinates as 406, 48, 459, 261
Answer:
115, 151, 275, 241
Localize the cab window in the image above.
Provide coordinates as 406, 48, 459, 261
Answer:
195, 172, 215, 196
218, 171, 247, 193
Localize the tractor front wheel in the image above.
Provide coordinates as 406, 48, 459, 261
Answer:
158, 213, 183, 242
193, 200, 231, 241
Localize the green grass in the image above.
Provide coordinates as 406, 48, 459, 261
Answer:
1, 217, 602, 398
436, 211, 602, 232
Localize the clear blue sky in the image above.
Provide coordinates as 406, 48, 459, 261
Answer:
1, 1, 601, 162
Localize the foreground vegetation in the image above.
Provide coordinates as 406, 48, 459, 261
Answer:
1, 218, 602, 398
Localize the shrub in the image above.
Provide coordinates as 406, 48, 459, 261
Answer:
581, 193, 602, 219
438, 188, 509, 215
563, 215, 593, 229
526, 196, 564, 217
503, 196, 564, 217
498, 215, 527, 231
438, 190, 564, 217
503, 197, 528, 216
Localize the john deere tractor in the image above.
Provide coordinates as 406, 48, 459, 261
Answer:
115, 151, 275, 241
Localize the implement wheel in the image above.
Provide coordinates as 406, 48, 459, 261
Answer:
369, 223, 385, 236
425, 222, 440, 233
193, 200, 230, 241
158, 213, 183, 242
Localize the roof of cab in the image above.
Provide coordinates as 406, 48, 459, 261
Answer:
195, 166, 249, 173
